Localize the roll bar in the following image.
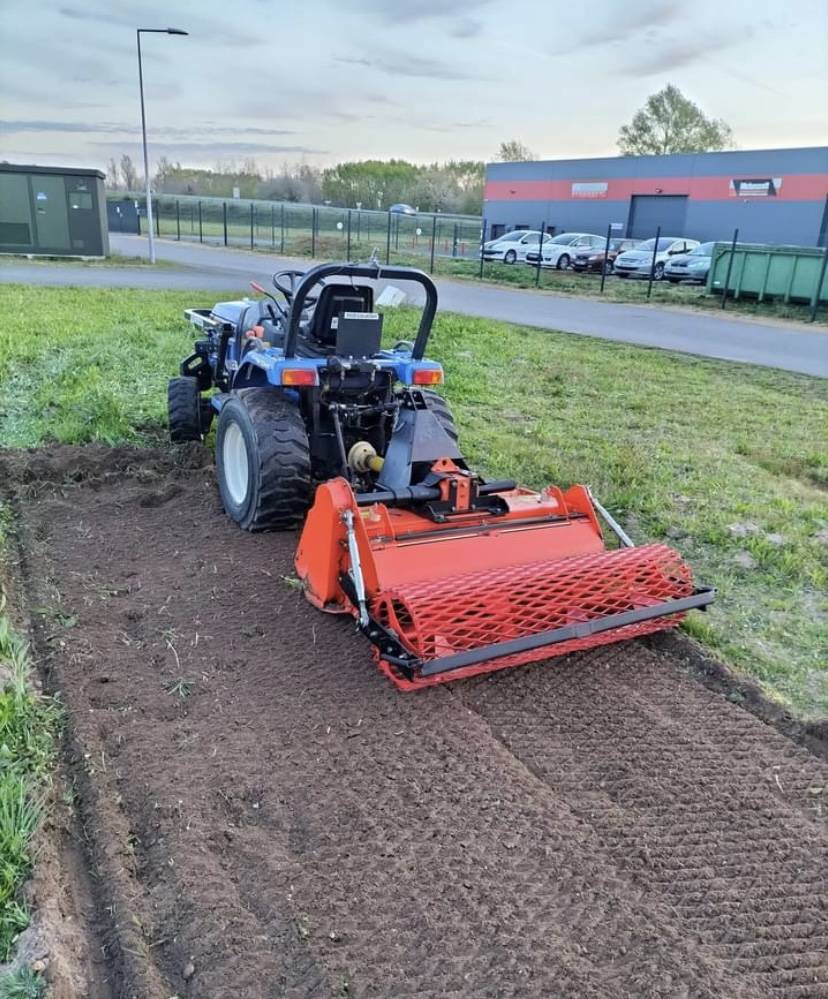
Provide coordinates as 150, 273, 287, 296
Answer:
284, 262, 438, 360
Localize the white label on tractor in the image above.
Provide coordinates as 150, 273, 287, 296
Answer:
343, 312, 379, 320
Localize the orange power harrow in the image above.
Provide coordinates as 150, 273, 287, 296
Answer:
295, 464, 714, 690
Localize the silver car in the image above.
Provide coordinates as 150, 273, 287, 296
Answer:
614, 237, 700, 280
665, 242, 715, 284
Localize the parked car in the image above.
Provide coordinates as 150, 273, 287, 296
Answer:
525, 232, 607, 270
614, 237, 700, 280
481, 229, 551, 264
389, 203, 417, 215
571, 238, 640, 274
664, 241, 715, 283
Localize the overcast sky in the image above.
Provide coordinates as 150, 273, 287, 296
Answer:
1, 0, 826, 173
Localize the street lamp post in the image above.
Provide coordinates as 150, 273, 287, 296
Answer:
137, 27, 188, 263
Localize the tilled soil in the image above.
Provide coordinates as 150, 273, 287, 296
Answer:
3, 446, 827, 999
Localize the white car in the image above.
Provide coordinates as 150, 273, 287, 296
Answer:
481, 230, 551, 264
524, 232, 607, 270
614, 237, 700, 280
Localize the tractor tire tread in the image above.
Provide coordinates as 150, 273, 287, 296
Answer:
239, 389, 311, 531
420, 389, 459, 444
168, 376, 203, 443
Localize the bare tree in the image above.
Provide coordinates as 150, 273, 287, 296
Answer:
106, 158, 120, 190
496, 140, 536, 162
120, 153, 139, 191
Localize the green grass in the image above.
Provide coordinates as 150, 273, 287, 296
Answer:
0, 284, 825, 716
0, 516, 59, 962
0, 967, 46, 999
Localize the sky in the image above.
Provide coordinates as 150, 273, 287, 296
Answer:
1, 0, 826, 173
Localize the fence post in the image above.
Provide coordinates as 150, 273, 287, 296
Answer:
137, 200, 142, 236
154, 198, 160, 237
394, 214, 400, 250
720, 228, 739, 310
222, 201, 228, 246
311, 207, 317, 257
429, 214, 438, 274
452, 223, 459, 258
600, 223, 612, 294
356, 209, 361, 242
198, 201, 203, 242
270, 205, 275, 249
385, 212, 392, 264
346, 209, 352, 260
280, 203, 285, 253
479, 219, 487, 278
249, 203, 255, 250
535, 221, 545, 287
176, 199, 180, 240
809, 243, 828, 322
646, 225, 662, 300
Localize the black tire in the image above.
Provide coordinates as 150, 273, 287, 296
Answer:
215, 390, 311, 531
421, 389, 459, 444
503, 249, 517, 264
556, 253, 570, 270
653, 262, 665, 280
168, 376, 203, 443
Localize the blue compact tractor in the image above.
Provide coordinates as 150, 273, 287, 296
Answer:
169, 263, 458, 530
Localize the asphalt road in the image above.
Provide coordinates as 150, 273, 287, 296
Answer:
2, 233, 825, 377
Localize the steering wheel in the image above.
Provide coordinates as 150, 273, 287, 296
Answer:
272, 269, 323, 306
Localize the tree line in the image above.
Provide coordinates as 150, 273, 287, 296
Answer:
107, 87, 733, 211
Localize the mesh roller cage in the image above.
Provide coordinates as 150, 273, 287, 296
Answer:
370, 543, 694, 690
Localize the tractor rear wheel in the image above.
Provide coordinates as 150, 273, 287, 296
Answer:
168, 376, 204, 443
216, 390, 312, 531
421, 389, 459, 444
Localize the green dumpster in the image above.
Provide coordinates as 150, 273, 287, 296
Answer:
708, 243, 828, 305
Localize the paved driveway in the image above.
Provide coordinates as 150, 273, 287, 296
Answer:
2, 234, 825, 377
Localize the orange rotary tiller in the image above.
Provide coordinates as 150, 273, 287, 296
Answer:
295, 427, 713, 690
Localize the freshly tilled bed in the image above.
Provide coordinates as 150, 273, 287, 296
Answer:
3, 445, 827, 999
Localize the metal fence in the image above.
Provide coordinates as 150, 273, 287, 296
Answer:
108, 195, 827, 321
109, 193, 482, 268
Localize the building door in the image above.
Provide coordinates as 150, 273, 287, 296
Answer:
0, 172, 35, 250
627, 195, 688, 239
31, 175, 71, 251
65, 176, 101, 253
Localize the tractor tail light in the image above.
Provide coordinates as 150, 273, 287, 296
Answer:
413, 369, 443, 385
281, 369, 317, 386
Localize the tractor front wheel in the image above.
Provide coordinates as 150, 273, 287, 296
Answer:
168, 376, 206, 443
216, 390, 311, 531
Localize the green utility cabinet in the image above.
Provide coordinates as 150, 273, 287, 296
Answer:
0, 164, 109, 257
708, 242, 828, 305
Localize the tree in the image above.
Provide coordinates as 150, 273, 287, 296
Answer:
106, 158, 120, 190
496, 141, 535, 162
618, 85, 734, 156
120, 153, 138, 191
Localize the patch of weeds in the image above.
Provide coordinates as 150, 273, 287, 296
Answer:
165, 678, 193, 699
0, 967, 46, 999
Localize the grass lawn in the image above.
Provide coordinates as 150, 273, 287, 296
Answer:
0, 283, 825, 716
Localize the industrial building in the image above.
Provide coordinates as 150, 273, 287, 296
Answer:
484, 147, 828, 246
0, 163, 109, 257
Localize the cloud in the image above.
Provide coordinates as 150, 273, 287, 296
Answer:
355, 0, 492, 25
550, 3, 683, 54
94, 141, 328, 156
0, 120, 298, 138
58, 4, 262, 47
336, 52, 481, 81
617, 32, 746, 76
450, 18, 483, 39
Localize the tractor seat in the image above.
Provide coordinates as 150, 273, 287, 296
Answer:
306, 283, 374, 349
